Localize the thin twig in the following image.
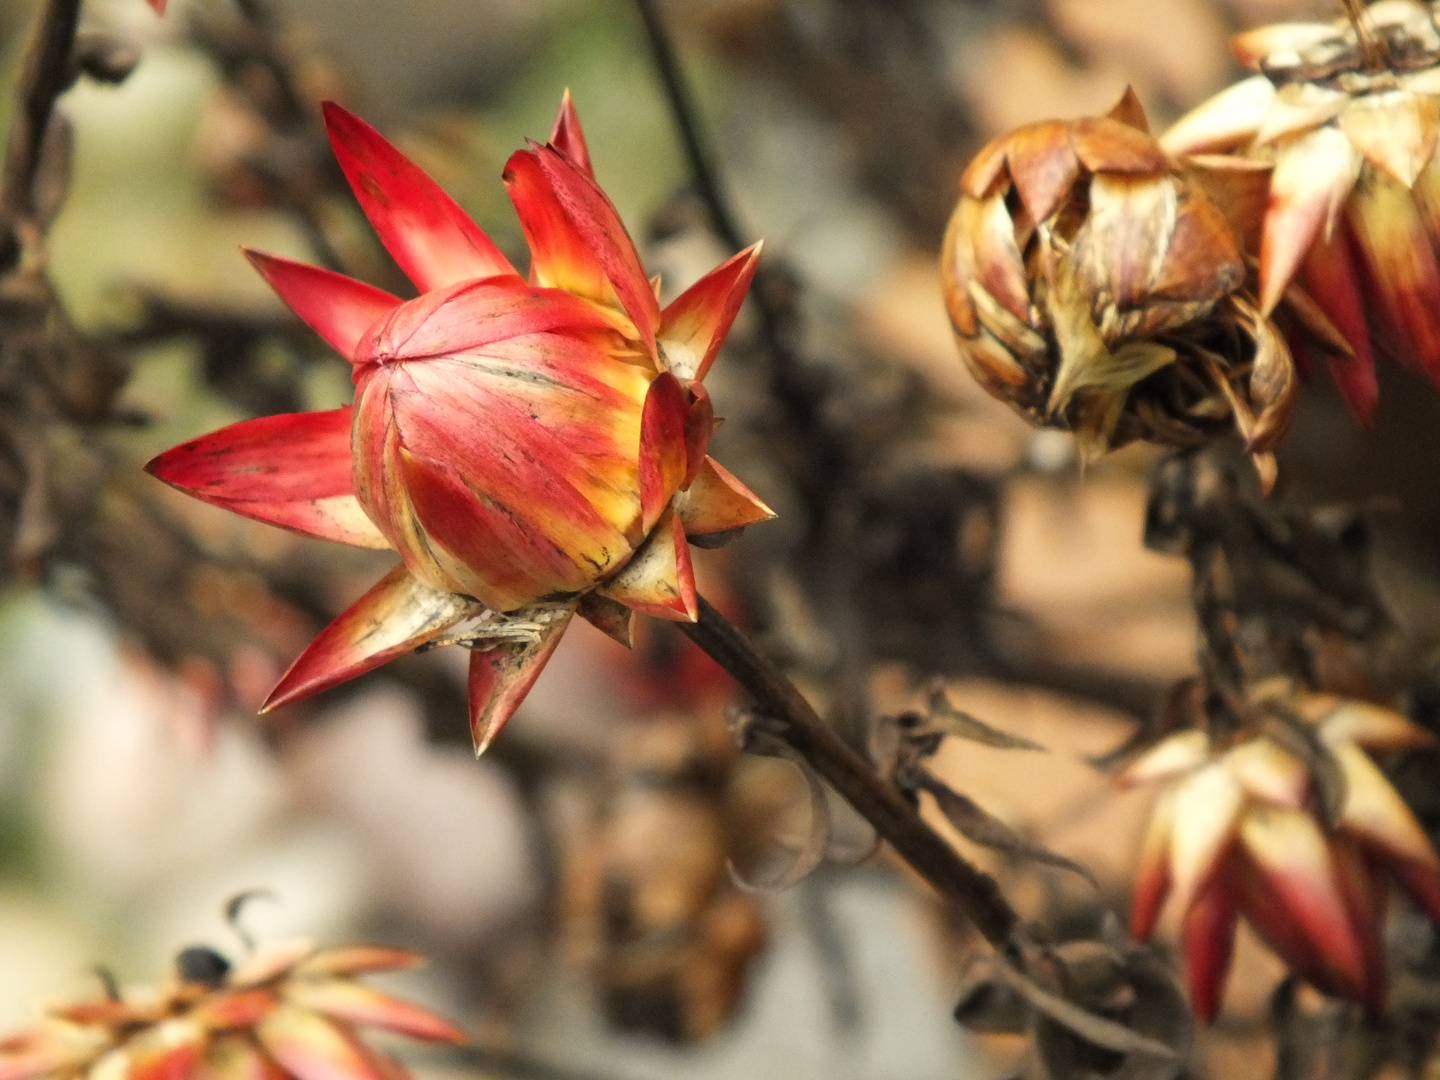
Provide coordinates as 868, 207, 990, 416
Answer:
1, 0, 81, 226
678, 594, 1025, 954
632, 0, 746, 254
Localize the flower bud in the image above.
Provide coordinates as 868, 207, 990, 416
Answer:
147, 95, 774, 752
943, 92, 1295, 473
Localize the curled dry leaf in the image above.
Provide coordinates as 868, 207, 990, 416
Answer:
926, 682, 1047, 751
727, 725, 834, 893
914, 772, 1097, 887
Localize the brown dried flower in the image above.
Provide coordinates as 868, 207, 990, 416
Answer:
942, 92, 1294, 479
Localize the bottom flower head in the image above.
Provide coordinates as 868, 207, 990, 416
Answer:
1120, 680, 1440, 1021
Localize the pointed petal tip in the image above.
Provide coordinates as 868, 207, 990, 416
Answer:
549, 89, 593, 177
323, 102, 517, 291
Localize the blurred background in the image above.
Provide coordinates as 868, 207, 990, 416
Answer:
4, 0, 1438, 1077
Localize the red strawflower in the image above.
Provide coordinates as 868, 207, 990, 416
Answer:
0, 940, 463, 1080
147, 94, 773, 752
1121, 682, 1440, 1021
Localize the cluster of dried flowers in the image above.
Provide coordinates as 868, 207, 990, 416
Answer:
943, 0, 1440, 1030
944, 0, 1440, 469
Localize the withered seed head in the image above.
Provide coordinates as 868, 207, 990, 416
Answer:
943, 92, 1294, 475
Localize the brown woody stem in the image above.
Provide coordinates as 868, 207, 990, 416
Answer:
1, 0, 81, 226
678, 593, 1025, 954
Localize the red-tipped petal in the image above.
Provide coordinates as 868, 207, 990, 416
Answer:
675, 457, 775, 536
322, 102, 517, 292
244, 251, 399, 363
1238, 806, 1369, 1000
682, 384, 715, 489
283, 979, 465, 1044
146, 409, 390, 550
1131, 788, 1176, 941
466, 601, 576, 756
189, 990, 279, 1032
1181, 870, 1239, 1024
1298, 235, 1377, 425
261, 565, 477, 712
596, 509, 697, 621
503, 144, 659, 353
639, 372, 689, 534
1167, 762, 1244, 921
549, 90, 593, 177
147, 0, 166, 11
1259, 126, 1361, 314
255, 1008, 387, 1080
295, 948, 425, 978
1346, 175, 1440, 385
195, 1037, 288, 1080
1330, 839, 1387, 1015
122, 1020, 205, 1080
658, 244, 761, 382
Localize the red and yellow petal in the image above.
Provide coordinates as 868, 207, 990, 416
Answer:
188, 990, 279, 1032
1131, 787, 1177, 941
244, 251, 399, 364
282, 980, 464, 1044
1238, 806, 1369, 1000
322, 103, 518, 293
145, 409, 389, 550
1334, 741, 1440, 872
1181, 870, 1239, 1024
466, 601, 577, 756
1259, 126, 1361, 315
1166, 762, 1244, 922
657, 244, 761, 382
1346, 175, 1440, 385
1297, 234, 1378, 425
254, 1007, 387, 1080
548, 91, 592, 177
674, 457, 775, 537
261, 565, 478, 713
639, 372, 689, 534
195, 1038, 287, 1080
596, 509, 697, 621
502, 144, 659, 354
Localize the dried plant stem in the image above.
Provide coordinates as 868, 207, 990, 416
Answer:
679, 594, 1025, 953
1, 0, 81, 225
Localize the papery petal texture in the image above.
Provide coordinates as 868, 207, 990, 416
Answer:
146, 410, 389, 550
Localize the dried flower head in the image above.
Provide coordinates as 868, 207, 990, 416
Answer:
1162, 0, 1440, 424
0, 939, 463, 1080
942, 92, 1295, 476
1121, 679, 1440, 1021
146, 94, 773, 753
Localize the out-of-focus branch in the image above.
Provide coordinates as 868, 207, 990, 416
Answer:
0, 0, 80, 237
679, 594, 1026, 954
